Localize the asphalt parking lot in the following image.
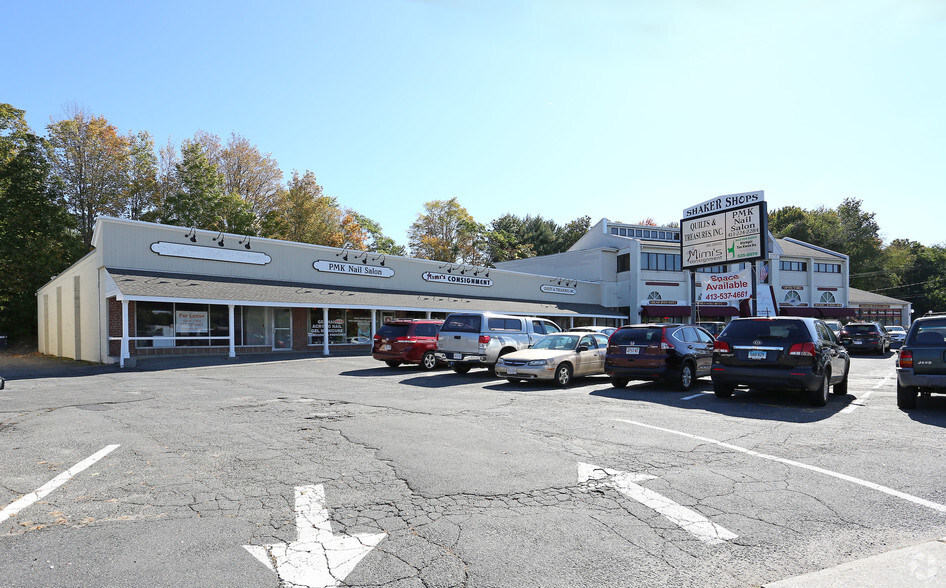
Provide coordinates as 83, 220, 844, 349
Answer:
2, 350, 946, 587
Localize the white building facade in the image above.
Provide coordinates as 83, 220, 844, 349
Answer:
495, 218, 881, 324
36, 218, 625, 366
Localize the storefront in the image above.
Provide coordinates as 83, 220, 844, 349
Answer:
37, 218, 624, 366
848, 288, 911, 326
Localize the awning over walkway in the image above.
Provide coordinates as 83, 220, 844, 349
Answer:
818, 307, 857, 318
106, 269, 626, 319
694, 305, 740, 317
640, 305, 692, 317
780, 306, 856, 318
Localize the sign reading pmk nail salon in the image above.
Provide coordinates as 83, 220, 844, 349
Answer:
313, 260, 395, 278
422, 272, 493, 287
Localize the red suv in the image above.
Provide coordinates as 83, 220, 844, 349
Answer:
372, 319, 444, 370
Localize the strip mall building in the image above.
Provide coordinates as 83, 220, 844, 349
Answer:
37, 216, 910, 366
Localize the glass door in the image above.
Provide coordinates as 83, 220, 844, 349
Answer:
273, 308, 292, 350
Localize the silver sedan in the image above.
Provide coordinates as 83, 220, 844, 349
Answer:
494, 332, 610, 386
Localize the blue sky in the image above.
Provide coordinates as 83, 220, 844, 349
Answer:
6, 0, 945, 248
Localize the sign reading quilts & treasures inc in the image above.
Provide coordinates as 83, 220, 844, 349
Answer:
680, 190, 768, 270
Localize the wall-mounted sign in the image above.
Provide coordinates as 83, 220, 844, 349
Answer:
151, 242, 272, 265
680, 191, 767, 270
640, 299, 684, 306
422, 272, 493, 287
313, 260, 394, 278
781, 285, 805, 290
540, 284, 576, 295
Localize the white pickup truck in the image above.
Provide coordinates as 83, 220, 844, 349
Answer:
435, 312, 562, 373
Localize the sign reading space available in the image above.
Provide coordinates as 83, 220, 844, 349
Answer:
681, 191, 767, 270
701, 269, 751, 303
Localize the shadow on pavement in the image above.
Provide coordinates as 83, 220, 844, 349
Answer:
590, 379, 856, 423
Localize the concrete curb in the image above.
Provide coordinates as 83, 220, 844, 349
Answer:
765, 537, 946, 587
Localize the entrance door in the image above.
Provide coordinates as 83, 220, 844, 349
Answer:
273, 308, 292, 350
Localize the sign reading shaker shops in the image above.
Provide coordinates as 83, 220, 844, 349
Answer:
680, 190, 768, 270
422, 272, 493, 287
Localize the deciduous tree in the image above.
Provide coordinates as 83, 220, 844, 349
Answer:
408, 198, 483, 263
47, 108, 131, 249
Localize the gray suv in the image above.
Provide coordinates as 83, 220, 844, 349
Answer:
436, 312, 562, 373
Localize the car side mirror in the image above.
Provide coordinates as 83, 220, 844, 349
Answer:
577, 345, 589, 353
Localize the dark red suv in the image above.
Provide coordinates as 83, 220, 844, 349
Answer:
372, 319, 444, 370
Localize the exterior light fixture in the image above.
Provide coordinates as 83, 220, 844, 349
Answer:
185, 227, 198, 242
239, 236, 251, 249
213, 232, 225, 247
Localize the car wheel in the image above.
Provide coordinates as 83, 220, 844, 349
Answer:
713, 381, 734, 398
384, 360, 402, 368
809, 371, 829, 407
452, 364, 471, 374
610, 377, 629, 389
555, 363, 573, 387
897, 382, 918, 410
833, 364, 849, 396
677, 361, 695, 391
420, 351, 438, 371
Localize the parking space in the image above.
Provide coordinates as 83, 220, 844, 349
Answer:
2, 352, 945, 587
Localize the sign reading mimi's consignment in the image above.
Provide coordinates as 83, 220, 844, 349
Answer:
680, 190, 768, 271
422, 272, 493, 287
313, 260, 395, 278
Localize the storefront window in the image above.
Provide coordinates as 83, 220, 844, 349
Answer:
136, 301, 173, 348
242, 306, 270, 346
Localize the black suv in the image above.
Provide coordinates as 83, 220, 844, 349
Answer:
896, 314, 946, 409
604, 324, 715, 391
838, 322, 891, 355
711, 317, 850, 406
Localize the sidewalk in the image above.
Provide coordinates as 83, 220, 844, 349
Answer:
766, 537, 946, 587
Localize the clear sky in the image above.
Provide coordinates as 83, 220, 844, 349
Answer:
6, 0, 945, 248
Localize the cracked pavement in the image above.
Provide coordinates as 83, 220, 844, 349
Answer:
2, 352, 946, 587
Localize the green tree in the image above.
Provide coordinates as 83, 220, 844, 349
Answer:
265, 170, 353, 246
352, 213, 408, 256
219, 133, 283, 231
124, 130, 157, 220
47, 108, 132, 249
0, 129, 82, 342
152, 139, 253, 234
408, 197, 483, 263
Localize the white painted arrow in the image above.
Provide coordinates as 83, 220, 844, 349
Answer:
578, 462, 737, 545
244, 484, 386, 587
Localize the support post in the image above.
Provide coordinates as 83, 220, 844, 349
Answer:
120, 299, 129, 369
228, 305, 236, 358
322, 308, 330, 356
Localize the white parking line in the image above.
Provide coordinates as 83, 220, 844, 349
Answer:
616, 420, 946, 514
0, 444, 120, 524
840, 375, 892, 414
681, 391, 711, 401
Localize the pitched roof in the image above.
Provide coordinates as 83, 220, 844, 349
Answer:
106, 269, 625, 318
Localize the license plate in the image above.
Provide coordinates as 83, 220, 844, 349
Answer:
452, 353, 462, 360
626, 347, 639, 355
748, 350, 767, 360
854, 339, 863, 344
382, 345, 391, 351
507, 367, 518, 375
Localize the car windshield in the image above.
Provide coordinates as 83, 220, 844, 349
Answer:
887, 326, 905, 333
844, 325, 877, 334
911, 319, 946, 345
610, 327, 663, 345
377, 324, 409, 338
532, 334, 580, 350
721, 319, 807, 340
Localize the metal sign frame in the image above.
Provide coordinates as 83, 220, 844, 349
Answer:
680, 200, 768, 271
